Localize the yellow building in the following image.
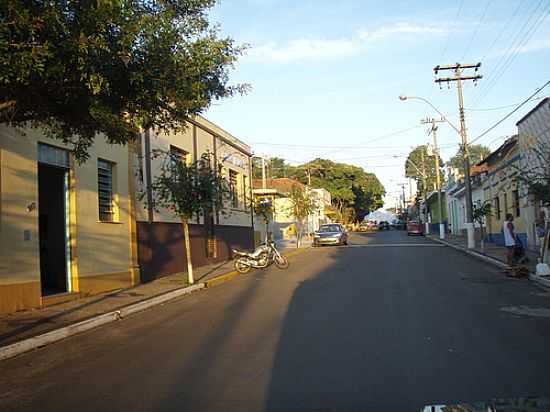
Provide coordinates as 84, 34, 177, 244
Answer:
0, 126, 138, 314
480, 136, 528, 246
134, 116, 254, 281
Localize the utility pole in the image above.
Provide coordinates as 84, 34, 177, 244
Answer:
261, 155, 267, 190
422, 117, 446, 240
420, 148, 429, 234
434, 63, 482, 249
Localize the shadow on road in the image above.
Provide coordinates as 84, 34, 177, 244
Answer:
263, 238, 550, 411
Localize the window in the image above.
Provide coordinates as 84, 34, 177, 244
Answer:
494, 196, 501, 220
229, 169, 239, 208
513, 190, 520, 217
503, 192, 508, 217
170, 146, 190, 167
98, 159, 115, 222
242, 174, 248, 210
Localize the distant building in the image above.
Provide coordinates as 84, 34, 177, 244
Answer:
252, 178, 324, 242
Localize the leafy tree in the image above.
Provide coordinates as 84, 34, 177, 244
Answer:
473, 201, 492, 253
0, 0, 247, 160
405, 145, 444, 196
254, 197, 274, 242
291, 159, 384, 222
149, 150, 229, 284
287, 185, 315, 247
447, 144, 491, 176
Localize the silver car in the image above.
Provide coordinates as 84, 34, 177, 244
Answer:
313, 224, 348, 246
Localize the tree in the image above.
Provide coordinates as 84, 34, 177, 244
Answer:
447, 144, 491, 176
254, 197, 274, 242
293, 159, 385, 223
473, 201, 492, 253
405, 145, 444, 195
149, 150, 229, 284
0, 0, 247, 161
287, 185, 315, 247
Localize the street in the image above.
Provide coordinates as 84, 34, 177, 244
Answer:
2, 230, 550, 411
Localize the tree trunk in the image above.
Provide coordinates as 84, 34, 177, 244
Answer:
480, 223, 485, 254
181, 217, 194, 284
296, 220, 301, 248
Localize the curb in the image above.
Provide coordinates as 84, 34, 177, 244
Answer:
428, 236, 550, 290
428, 236, 508, 269
0, 283, 205, 362
529, 273, 550, 290
0, 248, 310, 362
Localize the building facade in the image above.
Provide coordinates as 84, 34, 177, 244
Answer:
0, 126, 138, 314
135, 116, 254, 282
516, 97, 550, 249
480, 136, 528, 247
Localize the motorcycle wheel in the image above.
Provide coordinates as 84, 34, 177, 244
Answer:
275, 255, 289, 269
234, 259, 251, 274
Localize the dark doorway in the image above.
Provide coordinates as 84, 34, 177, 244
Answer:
38, 164, 69, 296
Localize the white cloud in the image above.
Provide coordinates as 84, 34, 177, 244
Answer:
246, 21, 450, 63
245, 38, 359, 63
358, 22, 447, 41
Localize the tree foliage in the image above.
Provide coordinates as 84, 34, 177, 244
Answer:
287, 158, 385, 223
0, 0, 247, 160
405, 145, 444, 195
515, 136, 550, 205
447, 144, 491, 176
149, 150, 228, 220
287, 184, 316, 246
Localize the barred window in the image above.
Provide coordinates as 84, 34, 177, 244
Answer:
229, 169, 239, 208
98, 159, 115, 222
513, 190, 520, 217
494, 196, 501, 220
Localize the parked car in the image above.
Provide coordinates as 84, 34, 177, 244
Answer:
313, 223, 348, 246
406, 220, 424, 236
392, 219, 405, 230
378, 221, 390, 230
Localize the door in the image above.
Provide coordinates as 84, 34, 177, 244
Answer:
38, 148, 71, 296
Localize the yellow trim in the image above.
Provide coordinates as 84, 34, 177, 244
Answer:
127, 140, 140, 286
78, 271, 133, 296
41, 292, 81, 307
0, 281, 41, 314
69, 155, 80, 292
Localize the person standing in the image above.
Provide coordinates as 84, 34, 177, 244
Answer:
503, 213, 517, 268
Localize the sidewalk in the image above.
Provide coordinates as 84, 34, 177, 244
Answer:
275, 237, 313, 249
0, 260, 236, 348
429, 234, 538, 272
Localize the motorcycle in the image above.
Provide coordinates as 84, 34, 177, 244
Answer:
232, 241, 289, 273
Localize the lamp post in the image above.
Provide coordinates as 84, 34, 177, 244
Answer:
399, 95, 474, 247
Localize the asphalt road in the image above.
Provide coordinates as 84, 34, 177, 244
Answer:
2, 231, 550, 411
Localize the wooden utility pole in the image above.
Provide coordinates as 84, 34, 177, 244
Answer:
434, 63, 482, 248
422, 117, 446, 239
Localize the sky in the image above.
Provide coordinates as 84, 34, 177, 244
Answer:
204, 0, 550, 208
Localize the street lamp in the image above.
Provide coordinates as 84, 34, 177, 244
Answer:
399, 94, 474, 248
398, 95, 461, 135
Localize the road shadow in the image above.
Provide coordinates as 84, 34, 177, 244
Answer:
264, 241, 550, 411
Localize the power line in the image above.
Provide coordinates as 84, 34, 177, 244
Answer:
473, 0, 549, 107
461, 0, 494, 61
470, 79, 550, 144
479, 0, 525, 64
465, 95, 548, 111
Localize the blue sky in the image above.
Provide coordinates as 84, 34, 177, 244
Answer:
205, 0, 550, 207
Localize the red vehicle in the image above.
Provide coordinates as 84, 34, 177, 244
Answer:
406, 220, 424, 236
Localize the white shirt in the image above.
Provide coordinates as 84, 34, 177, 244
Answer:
503, 220, 515, 246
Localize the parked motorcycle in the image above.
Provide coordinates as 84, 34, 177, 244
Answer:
232, 241, 289, 273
